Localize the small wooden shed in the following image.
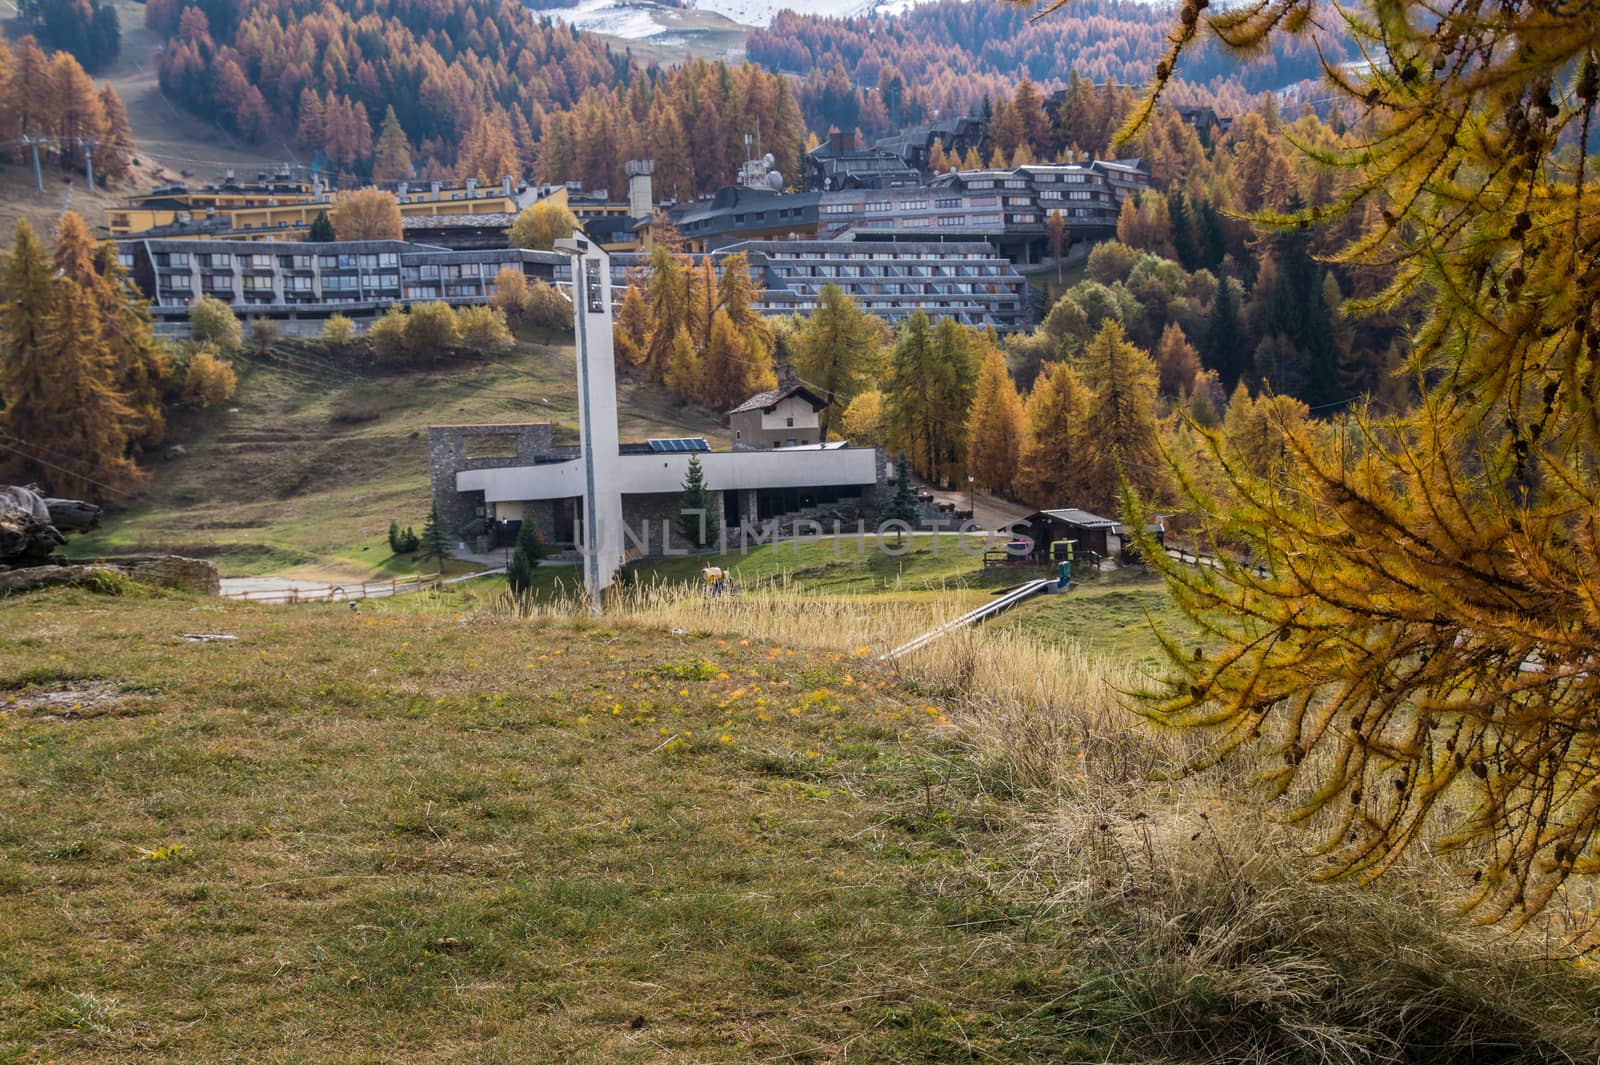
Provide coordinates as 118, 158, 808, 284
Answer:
1016, 508, 1122, 561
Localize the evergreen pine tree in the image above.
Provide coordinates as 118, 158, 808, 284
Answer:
308, 211, 336, 242
387, 520, 402, 554
1264, 214, 1340, 407
418, 504, 449, 575
1168, 190, 1198, 271
677, 454, 714, 549
1205, 276, 1245, 390
506, 518, 543, 597
881, 456, 921, 546
1192, 197, 1226, 269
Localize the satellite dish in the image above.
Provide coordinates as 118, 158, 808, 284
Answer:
766, 170, 784, 191
763, 152, 775, 168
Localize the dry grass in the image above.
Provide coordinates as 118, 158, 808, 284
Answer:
566, 580, 1600, 1063
6, 572, 1599, 1062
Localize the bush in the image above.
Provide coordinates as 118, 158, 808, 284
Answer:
189, 297, 242, 354
368, 305, 409, 363
526, 281, 574, 338
404, 302, 459, 366
456, 305, 514, 353
247, 317, 278, 353
321, 314, 357, 353
387, 520, 419, 554
489, 267, 532, 325
181, 348, 237, 408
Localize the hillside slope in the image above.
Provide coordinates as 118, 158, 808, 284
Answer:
5, 588, 1600, 1061
71, 336, 732, 579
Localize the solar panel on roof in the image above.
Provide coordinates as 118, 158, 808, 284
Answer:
647, 438, 710, 453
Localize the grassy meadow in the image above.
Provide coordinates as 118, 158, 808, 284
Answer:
70, 336, 730, 581
4, 576, 1600, 1062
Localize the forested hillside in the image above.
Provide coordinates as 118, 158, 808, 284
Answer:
751, 0, 1349, 130
143, 0, 807, 195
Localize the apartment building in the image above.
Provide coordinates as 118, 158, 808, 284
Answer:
611, 240, 1027, 331
116, 239, 566, 324
668, 161, 1148, 265
110, 175, 538, 242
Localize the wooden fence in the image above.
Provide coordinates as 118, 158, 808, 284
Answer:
223, 575, 442, 604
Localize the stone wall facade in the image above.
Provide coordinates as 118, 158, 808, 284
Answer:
427, 423, 559, 538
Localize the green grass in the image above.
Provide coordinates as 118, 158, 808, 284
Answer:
998, 567, 1204, 670
0, 589, 1096, 1062
628, 533, 1042, 598
70, 336, 730, 580
6, 588, 1600, 1062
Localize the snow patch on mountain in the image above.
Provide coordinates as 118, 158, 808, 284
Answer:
537, 0, 922, 37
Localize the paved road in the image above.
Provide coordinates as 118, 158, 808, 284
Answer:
220, 568, 504, 602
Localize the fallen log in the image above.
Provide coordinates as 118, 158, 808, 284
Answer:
44, 497, 102, 533
0, 485, 65, 563
1, 485, 101, 564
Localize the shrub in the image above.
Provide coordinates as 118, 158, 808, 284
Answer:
526, 281, 574, 339
387, 520, 420, 554
181, 348, 238, 408
489, 267, 532, 325
404, 302, 459, 367
321, 314, 357, 353
247, 317, 278, 354
189, 297, 241, 354
368, 305, 409, 362
456, 305, 514, 353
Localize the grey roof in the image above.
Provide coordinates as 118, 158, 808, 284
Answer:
1032, 508, 1121, 530
727, 383, 826, 416
401, 213, 517, 229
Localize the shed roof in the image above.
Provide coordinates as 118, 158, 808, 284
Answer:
1031, 508, 1121, 530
